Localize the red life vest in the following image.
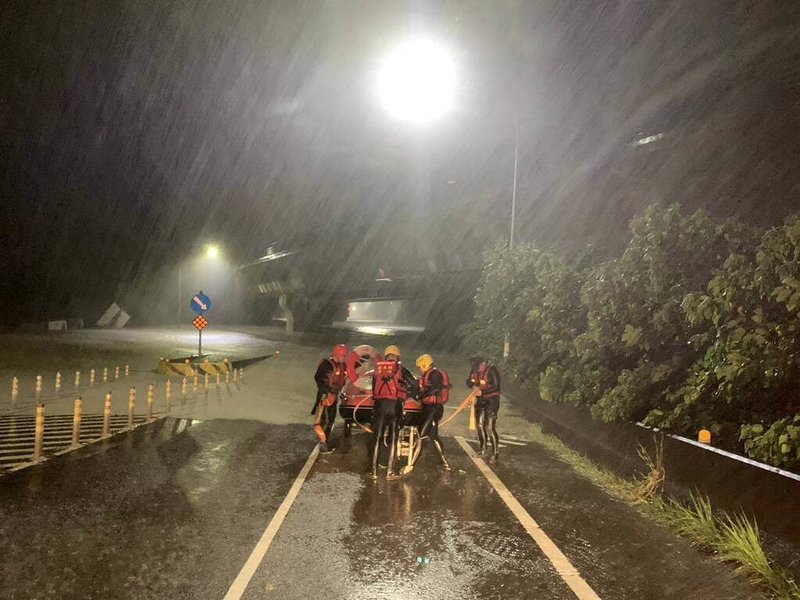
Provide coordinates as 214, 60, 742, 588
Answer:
421, 367, 450, 405
469, 365, 499, 398
320, 358, 347, 392
373, 359, 404, 401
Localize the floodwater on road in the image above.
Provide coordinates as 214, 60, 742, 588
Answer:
0, 329, 762, 599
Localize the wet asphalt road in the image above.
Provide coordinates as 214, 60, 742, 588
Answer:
0, 419, 313, 600
0, 419, 759, 600
244, 432, 572, 600
0, 330, 761, 599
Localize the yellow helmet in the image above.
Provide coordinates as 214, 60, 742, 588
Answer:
415, 354, 433, 372
383, 345, 401, 359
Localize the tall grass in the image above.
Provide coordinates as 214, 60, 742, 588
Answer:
633, 438, 665, 500
522, 421, 800, 599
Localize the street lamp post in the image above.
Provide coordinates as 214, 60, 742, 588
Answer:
510, 133, 519, 250
503, 133, 519, 358
177, 265, 182, 326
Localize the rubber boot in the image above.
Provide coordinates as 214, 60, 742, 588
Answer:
385, 422, 399, 480
476, 411, 487, 457
433, 439, 450, 470
369, 429, 381, 479
488, 417, 499, 462
320, 443, 334, 455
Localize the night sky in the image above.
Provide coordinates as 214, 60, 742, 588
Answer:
2, 1, 800, 326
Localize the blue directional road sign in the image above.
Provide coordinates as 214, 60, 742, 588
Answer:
190, 291, 211, 314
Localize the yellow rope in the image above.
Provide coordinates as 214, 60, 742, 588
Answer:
440, 391, 478, 428
352, 395, 374, 434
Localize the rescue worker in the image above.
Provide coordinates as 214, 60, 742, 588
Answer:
466, 356, 502, 462
415, 353, 451, 470
368, 345, 416, 480
312, 344, 349, 454
387, 345, 420, 416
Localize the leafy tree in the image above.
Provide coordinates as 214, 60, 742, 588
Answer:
461, 242, 586, 383
577, 205, 756, 423
665, 216, 800, 450
462, 205, 800, 470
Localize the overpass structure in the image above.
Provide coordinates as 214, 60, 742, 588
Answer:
238, 245, 479, 343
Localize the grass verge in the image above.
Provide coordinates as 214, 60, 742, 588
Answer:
522, 421, 800, 599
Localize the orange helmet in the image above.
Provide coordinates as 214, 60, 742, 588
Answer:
332, 344, 349, 361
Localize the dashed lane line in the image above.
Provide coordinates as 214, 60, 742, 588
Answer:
455, 436, 601, 600
222, 443, 321, 600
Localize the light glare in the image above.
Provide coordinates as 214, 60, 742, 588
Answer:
378, 40, 455, 123
206, 244, 220, 259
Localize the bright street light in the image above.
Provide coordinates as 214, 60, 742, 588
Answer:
377, 39, 455, 123
178, 244, 223, 324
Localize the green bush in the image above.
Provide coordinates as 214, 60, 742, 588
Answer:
463, 205, 800, 470
740, 416, 800, 470
570, 205, 754, 425
460, 242, 586, 384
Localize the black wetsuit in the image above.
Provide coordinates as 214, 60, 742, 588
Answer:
418, 367, 450, 468
466, 364, 501, 458
397, 364, 420, 423
313, 358, 345, 444
369, 360, 416, 479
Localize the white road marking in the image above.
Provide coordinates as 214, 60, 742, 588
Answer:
498, 438, 527, 446
456, 436, 601, 600
222, 444, 321, 600
499, 434, 528, 442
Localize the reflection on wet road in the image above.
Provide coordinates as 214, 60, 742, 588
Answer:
0, 417, 760, 600
243, 431, 573, 600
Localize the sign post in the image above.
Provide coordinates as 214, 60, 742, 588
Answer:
190, 291, 211, 358
192, 314, 208, 355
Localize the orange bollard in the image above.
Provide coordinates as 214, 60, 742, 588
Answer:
114, 366, 120, 380
11, 376, 19, 396
74, 370, 81, 387
35, 375, 43, 393
146, 383, 155, 420
128, 387, 136, 429
103, 391, 112, 437
103, 367, 108, 383
698, 429, 712, 445
71, 397, 82, 447
55, 372, 61, 390
165, 380, 172, 414
33, 404, 45, 461
181, 377, 188, 395
90, 368, 96, 385
125, 364, 130, 377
